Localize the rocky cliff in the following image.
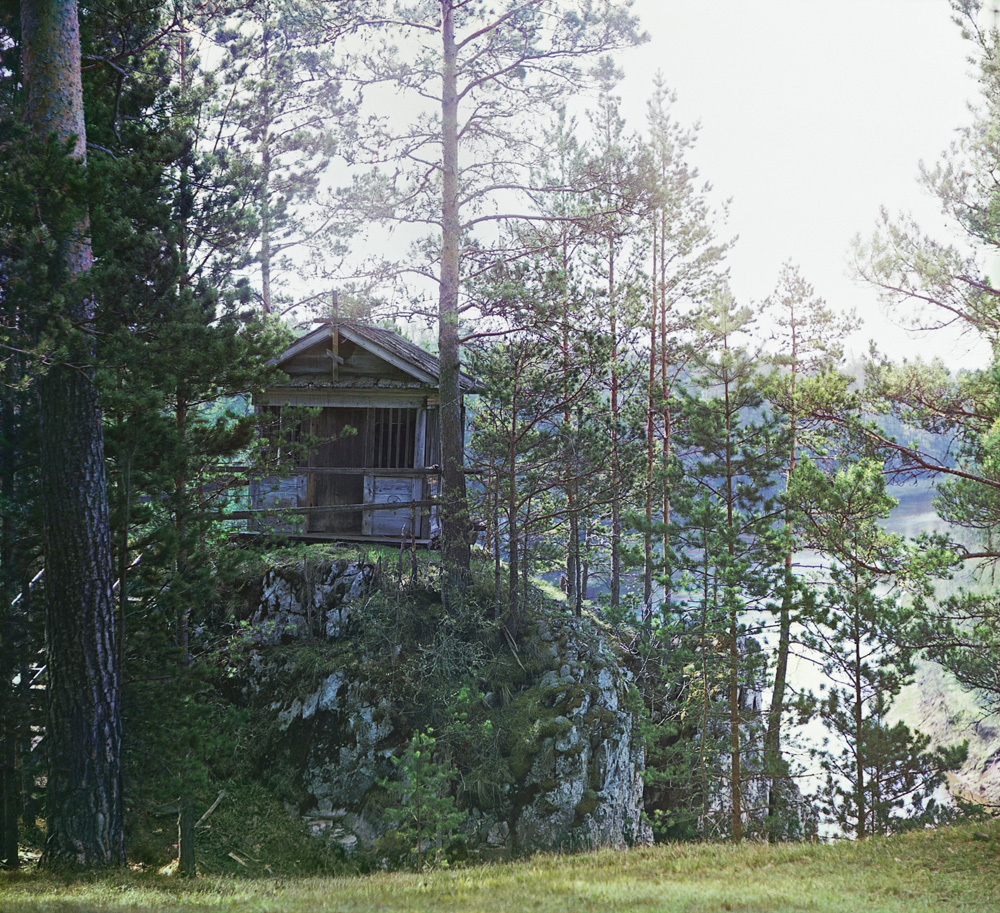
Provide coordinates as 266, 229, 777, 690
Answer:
235, 556, 651, 860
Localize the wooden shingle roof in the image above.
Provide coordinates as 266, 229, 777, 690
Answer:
274, 322, 481, 392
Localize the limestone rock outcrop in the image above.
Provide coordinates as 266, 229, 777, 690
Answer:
238, 558, 651, 858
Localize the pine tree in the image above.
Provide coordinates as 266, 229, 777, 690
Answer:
16, 0, 125, 868
211, 0, 353, 313
792, 458, 966, 838
851, 1, 1000, 703
469, 263, 609, 631
641, 492, 733, 840
638, 72, 730, 624
757, 262, 856, 839
580, 66, 652, 611
335, 0, 646, 593
674, 294, 783, 842
3, 1, 292, 864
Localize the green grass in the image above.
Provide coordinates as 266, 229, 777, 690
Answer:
3, 819, 999, 913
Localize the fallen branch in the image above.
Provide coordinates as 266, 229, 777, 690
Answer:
195, 789, 226, 828
503, 626, 525, 671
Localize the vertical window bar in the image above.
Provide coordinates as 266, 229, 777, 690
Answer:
392, 409, 400, 469
396, 409, 402, 468
385, 408, 391, 468
369, 408, 419, 469
395, 408, 403, 468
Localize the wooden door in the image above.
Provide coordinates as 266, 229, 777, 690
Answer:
308, 407, 367, 534
363, 476, 423, 537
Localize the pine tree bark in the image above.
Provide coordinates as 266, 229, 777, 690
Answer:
854, 594, 866, 839
22, 0, 126, 868
659, 207, 671, 613
37, 315, 125, 869
438, 0, 471, 597
765, 401, 795, 839
643, 223, 657, 626
178, 799, 195, 877
507, 411, 521, 629
560, 246, 580, 617
1, 733, 18, 869
259, 17, 273, 315
723, 364, 742, 844
764, 581, 791, 837
1, 357, 21, 869
608, 241, 621, 609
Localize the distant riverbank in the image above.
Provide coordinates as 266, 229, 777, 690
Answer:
887, 479, 939, 537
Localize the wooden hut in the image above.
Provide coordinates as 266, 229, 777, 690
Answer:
249, 321, 478, 543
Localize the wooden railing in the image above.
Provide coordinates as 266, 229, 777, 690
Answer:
226, 499, 437, 520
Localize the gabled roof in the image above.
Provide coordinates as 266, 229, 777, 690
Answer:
275, 321, 480, 392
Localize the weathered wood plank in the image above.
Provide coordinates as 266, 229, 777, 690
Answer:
228, 500, 437, 519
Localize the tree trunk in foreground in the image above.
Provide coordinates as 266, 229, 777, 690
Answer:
22, 0, 126, 868
178, 799, 195, 877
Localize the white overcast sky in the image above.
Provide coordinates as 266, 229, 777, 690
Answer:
617, 0, 985, 364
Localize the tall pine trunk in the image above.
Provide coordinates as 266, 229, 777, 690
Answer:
723, 362, 742, 844
853, 592, 866, 839
0, 731, 17, 869
507, 401, 521, 629
765, 395, 796, 839
659, 207, 672, 614
608, 239, 621, 608
438, 0, 471, 597
642, 222, 657, 626
0, 350, 22, 868
259, 16, 273, 314
22, 0, 125, 868
560, 245, 581, 616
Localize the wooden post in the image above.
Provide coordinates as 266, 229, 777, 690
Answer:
330, 292, 339, 382
411, 507, 418, 580
178, 797, 195, 877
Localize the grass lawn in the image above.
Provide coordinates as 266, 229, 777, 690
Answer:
2, 820, 998, 913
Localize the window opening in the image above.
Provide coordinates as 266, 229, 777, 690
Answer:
372, 408, 417, 469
